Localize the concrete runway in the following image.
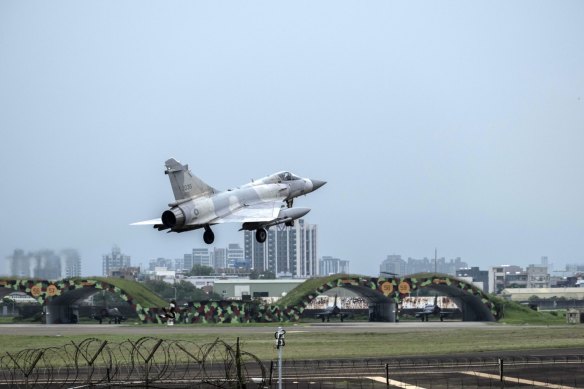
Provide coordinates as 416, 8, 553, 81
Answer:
0, 321, 502, 336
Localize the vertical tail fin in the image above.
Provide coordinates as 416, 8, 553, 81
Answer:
164, 158, 216, 200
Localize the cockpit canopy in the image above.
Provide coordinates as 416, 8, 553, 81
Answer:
278, 171, 301, 181
248, 171, 303, 187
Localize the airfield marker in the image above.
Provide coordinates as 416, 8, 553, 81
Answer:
366, 376, 427, 388
461, 371, 577, 389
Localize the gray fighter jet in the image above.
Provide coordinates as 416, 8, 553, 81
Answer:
132, 158, 326, 244
314, 295, 350, 322
414, 295, 452, 322
93, 308, 126, 324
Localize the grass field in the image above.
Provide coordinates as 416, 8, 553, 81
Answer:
1, 324, 584, 361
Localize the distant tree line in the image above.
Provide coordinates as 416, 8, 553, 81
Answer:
143, 279, 221, 303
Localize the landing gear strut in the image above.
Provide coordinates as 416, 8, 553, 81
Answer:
286, 199, 293, 208
255, 228, 267, 243
203, 226, 214, 244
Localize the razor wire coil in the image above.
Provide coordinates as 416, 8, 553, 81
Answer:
0, 336, 266, 388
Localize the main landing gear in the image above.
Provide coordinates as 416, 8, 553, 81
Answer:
255, 228, 267, 243
203, 226, 215, 244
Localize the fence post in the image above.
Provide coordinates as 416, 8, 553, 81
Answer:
145, 338, 164, 388
88, 340, 108, 366
236, 337, 245, 389
385, 363, 389, 388
269, 360, 274, 386
498, 358, 504, 383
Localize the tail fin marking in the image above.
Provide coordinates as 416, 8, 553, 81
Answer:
164, 158, 216, 201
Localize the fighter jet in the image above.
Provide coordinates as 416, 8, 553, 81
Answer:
414, 295, 452, 322
132, 158, 326, 244
93, 308, 126, 324
314, 295, 350, 322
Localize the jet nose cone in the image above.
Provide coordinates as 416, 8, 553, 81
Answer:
311, 179, 327, 191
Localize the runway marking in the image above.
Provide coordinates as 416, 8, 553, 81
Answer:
367, 376, 427, 388
461, 371, 578, 389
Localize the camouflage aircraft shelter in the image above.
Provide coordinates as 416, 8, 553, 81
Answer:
1, 274, 498, 324
281, 273, 498, 322
0, 278, 166, 324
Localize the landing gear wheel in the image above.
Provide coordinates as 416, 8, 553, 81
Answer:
256, 228, 267, 243
286, 199, 293, 208
203, 228, 215, 244
285, 220, 294, 227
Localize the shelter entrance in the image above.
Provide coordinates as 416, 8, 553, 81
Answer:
303, 286, 396, 322
44, 288, 137, 324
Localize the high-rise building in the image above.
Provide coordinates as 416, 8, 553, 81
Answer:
102, 245, 131, 276
62, 249, 81, 277
149, 257, 173, 271
245, 230, 270, 272
31, 250, 61, 279
192, 248, 211, 267
380, 255, 407, 276
174, 257, 184, 272
379, 254, 468, 278
405, 256, 467, 275
320, 256, 350, 275
488, 265, 523, 294
227, 243, 246, 269
8, 249, 31, 277
244, 219, 318, 277
8, 249, 80, 278
213, 248, 227, 269
182, 254, 193, 272
526, 264, 550, 288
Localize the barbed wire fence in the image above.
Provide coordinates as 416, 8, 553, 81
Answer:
0, 337, 266, 388
3, 339, 584, 388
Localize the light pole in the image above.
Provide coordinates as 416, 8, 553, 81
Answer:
172, 277, 178, 302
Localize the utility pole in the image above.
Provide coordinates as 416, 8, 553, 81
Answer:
434, 248, 437, 274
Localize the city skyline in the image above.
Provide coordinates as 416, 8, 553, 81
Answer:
1, 239, 575, 279
1, 2, 583, 278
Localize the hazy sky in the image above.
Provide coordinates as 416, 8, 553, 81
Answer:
1, 2, 583, 277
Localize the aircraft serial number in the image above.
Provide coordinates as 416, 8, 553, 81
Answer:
182, 184, 192, 192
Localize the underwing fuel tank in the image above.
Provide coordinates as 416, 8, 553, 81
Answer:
260, 207, 311, 229
278, 207, 310, 220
